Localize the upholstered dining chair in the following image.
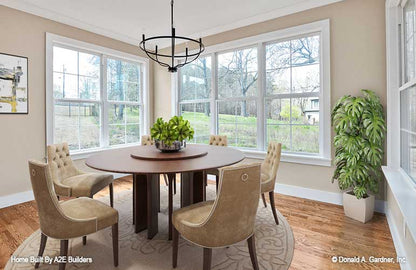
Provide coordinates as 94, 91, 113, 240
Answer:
172, 163, 261, 270
141, 134, 154, 146
260, 141, 282, 225
28, 160, 118, 270
206, 135, 228, 190
141, 135, 172, 190
47, 143, 114, 207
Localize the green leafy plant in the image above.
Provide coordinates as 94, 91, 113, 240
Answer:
150, 116, 194, 146
331, 90, 386, 199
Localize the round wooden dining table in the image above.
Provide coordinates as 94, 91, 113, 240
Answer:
85, 144, 244, 240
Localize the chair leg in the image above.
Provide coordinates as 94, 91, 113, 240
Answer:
173, 174, 177, 195
215, 175, 219, 192
57, 195, 60, 201
59, 240, 68, 270
172, 227, 179, 268
261, 193, 267, 208
35, 233, 47, 268
158, 180, 161, 212
168, 174, 174, 240
82, 236, 87, 245
109, 183, 114, 208
163, 174, 169, 186
247, 235, 259, 270
203, 171, 207, 201
112, 223, 119, 267
203, 248, 212, 270
133, 176, 136, 225
269, 191, 279, 225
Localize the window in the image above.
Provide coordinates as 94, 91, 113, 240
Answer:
52, 47, 102, 151
106, 58, 141, 146
176, 20, 331, 165
179, 56, 212, 144
47, 34, 149, 156
265, 35, 320, 153
217, 47, 258, 148
400, 0, 416, 183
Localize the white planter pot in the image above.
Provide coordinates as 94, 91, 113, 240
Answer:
342, 192, 375, 223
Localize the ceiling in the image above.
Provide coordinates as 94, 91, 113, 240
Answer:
2, 0, 341, 47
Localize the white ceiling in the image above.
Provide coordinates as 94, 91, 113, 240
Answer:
1, 0, 341, 47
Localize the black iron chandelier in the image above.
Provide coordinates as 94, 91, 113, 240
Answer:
139, 0, 205, 73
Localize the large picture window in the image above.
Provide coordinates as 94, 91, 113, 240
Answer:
47, 34, 149, 156
177, 21, 330, 165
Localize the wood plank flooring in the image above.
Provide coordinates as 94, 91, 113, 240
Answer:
0, 176, 398, 270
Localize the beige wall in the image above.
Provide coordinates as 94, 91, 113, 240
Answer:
155, 0, 387, 196
0, 5, 153, 197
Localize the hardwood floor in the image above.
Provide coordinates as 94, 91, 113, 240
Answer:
0, 176, 398, 270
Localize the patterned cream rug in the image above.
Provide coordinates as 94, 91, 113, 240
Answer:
6, 185, 294, 270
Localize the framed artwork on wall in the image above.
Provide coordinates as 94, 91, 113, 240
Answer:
0, 53, 28, 114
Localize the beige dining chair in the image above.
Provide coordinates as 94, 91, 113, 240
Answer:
206, 135, 228, 191
141, 135, 173, 191
28, 160, 118, 270
47, 143, 114, 207
260, 141, 282, 225
172, 163, 261, 270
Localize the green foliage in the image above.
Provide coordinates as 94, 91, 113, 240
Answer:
332, 90, 386, 199
280, 103, 301, 120
150, 116, 194, 146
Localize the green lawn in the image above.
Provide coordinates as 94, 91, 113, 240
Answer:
54, 105, 319, 154
54, 104, 140, 150
181, 111, 319, 153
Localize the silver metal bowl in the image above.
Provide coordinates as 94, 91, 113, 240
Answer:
155, 140, 186, 153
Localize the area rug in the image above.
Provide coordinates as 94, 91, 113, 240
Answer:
5, 185, 294, 270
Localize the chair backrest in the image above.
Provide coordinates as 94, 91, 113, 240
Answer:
47, 142, 80, 186
141, 135, 154, 146
262, 142, 282, 185
202, 163, 261, 247
209, 135, 227, 146
28, 160, 96, 239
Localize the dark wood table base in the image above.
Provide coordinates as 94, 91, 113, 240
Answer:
132, 174, 159, 238
132, 171, 206, 240
181, 171, 206, 207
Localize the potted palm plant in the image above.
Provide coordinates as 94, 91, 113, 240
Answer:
150, 116, 194, 152
331, 89, 386, 223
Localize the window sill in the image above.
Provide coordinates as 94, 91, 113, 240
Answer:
242, 149, 332, 167
70, 143, 141, 160
382, 166, 416, 241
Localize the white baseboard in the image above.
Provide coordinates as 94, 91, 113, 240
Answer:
385, 205, 412, 270
0, 190, 34, 209
0, 176, 387, 213
274, 183, 386, 214
211, 174, 387, 213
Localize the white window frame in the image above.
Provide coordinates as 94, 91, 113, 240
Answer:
177, 54, 213, 144
174, 19, 331, 166
46, 33, 150, 159
384, 0, 416, 245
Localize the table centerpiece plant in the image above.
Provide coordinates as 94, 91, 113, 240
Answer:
150, 116, 194, 152
331, 89, 386, 223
